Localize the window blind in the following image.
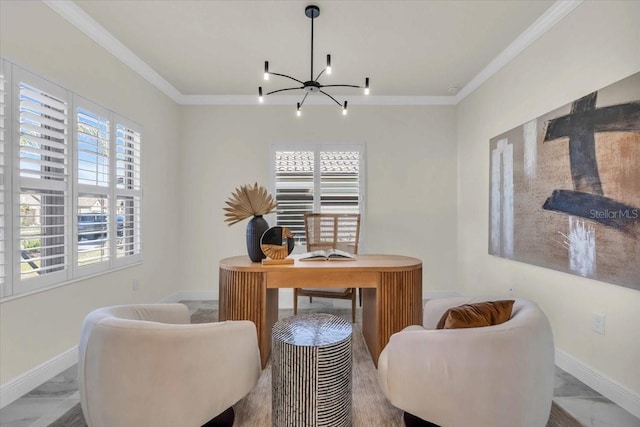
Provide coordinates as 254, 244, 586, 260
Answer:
0, 63, 8, 295
116, 124, 141, 192
116, 195, 141, 258
320, 151, 360, 214
115, 122, 142, 260
76, 196, 110, 267
77, 107, 109, 187
75, 101, 111, 270
273, 146, 363, 247
1, 59, 143, 296
274, 151, 315, 242
18, 80, 69, 285
320, 151, 360, 243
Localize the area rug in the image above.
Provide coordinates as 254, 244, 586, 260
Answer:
49, 308, 582, 427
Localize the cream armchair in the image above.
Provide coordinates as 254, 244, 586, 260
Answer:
377, 297, 555, 427
78, 304, 261, 427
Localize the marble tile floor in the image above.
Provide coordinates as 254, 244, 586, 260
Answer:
1, 299, 638, 427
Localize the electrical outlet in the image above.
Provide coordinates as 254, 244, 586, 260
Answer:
133, 279, 139, 291
592, 313, 605, 335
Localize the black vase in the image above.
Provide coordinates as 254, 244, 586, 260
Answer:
246, 215, 269, 262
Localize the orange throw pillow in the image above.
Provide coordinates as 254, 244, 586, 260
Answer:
436, 300, 515, 329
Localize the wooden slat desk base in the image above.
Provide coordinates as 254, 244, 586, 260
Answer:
219, 254, 422, 368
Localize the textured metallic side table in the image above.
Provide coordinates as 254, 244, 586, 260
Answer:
272, 313, 353, 427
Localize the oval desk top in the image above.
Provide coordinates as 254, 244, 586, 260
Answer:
219, 254, 422, 272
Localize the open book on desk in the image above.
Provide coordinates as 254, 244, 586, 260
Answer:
299, 249, 356, 261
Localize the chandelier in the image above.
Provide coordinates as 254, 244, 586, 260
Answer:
258, 5, 370, 116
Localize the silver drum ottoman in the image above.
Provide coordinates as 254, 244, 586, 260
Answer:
272, 313, 353, 427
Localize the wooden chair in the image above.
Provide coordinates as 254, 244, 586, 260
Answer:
294, 213, 361, 323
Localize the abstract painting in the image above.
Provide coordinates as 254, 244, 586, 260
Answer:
489, 72, 640, 290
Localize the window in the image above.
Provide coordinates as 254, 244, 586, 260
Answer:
0, 59, 142, 298
16, 69, 70, 293
114, 120, 142, 261
0, 60, 9, 297
75, 99, 110, 273
271, 143, 364, 248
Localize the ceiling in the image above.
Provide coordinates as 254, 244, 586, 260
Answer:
69, 0, 561, 100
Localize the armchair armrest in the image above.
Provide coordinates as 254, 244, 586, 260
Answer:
380, 320, 553, 427
99, 303, 191, 324
82, 319, 261, 427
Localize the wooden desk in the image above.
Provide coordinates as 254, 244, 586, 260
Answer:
219, 254, 422, 368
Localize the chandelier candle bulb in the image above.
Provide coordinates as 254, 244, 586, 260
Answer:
258, 87, 263, 103
326, 54, 332, 74
297, 103, 301, 117
364, 78, 370, 95
264, 61, 269, 80
343, 101, 348, 115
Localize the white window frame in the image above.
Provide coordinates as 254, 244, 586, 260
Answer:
12, 65, 72, 294
113, 115, 142, 267
73, 96, 112, 277
269, 142, 366, 253
0, 59, 13, 298
0, 58, 142, 300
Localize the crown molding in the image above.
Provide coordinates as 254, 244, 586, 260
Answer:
42, 0, 183, 103
43, 0, 582, 107
454, 0, 583, 103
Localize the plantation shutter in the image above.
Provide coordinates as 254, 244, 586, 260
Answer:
0, 61, 9, 296
75, 98, 111, 271
16, 69, 70, 290
0, 58, 144, 296
274, 150, 315, 244
319, 150, 361, 244
319, 151, 360, 214
273, 145, 364, 248
115, 119, 142, 262
77, 107, 110, 187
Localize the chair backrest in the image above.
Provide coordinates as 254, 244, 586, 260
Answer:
304, 213, 360, 254
78, 304, 261, 427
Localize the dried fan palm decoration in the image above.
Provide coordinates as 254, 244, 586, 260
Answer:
224, 183, 278, 226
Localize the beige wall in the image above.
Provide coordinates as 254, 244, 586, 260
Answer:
0, 1, 182, 384
2, 0, 638, 408
179, 105, 458, 301
456, 0, 640, 395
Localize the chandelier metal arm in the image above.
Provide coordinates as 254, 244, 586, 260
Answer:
320, 84, 362, 89
320, 90, 342, 107
269, 72, 305, 85
259, 5, 368, 115
266, 86, 304, 95
314, 68, 327, 81
299, 92, 310, 109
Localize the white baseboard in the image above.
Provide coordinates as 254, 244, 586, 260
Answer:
161, 290, 216, 303
0, 346, 78, 410
555, 349, 640, 419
